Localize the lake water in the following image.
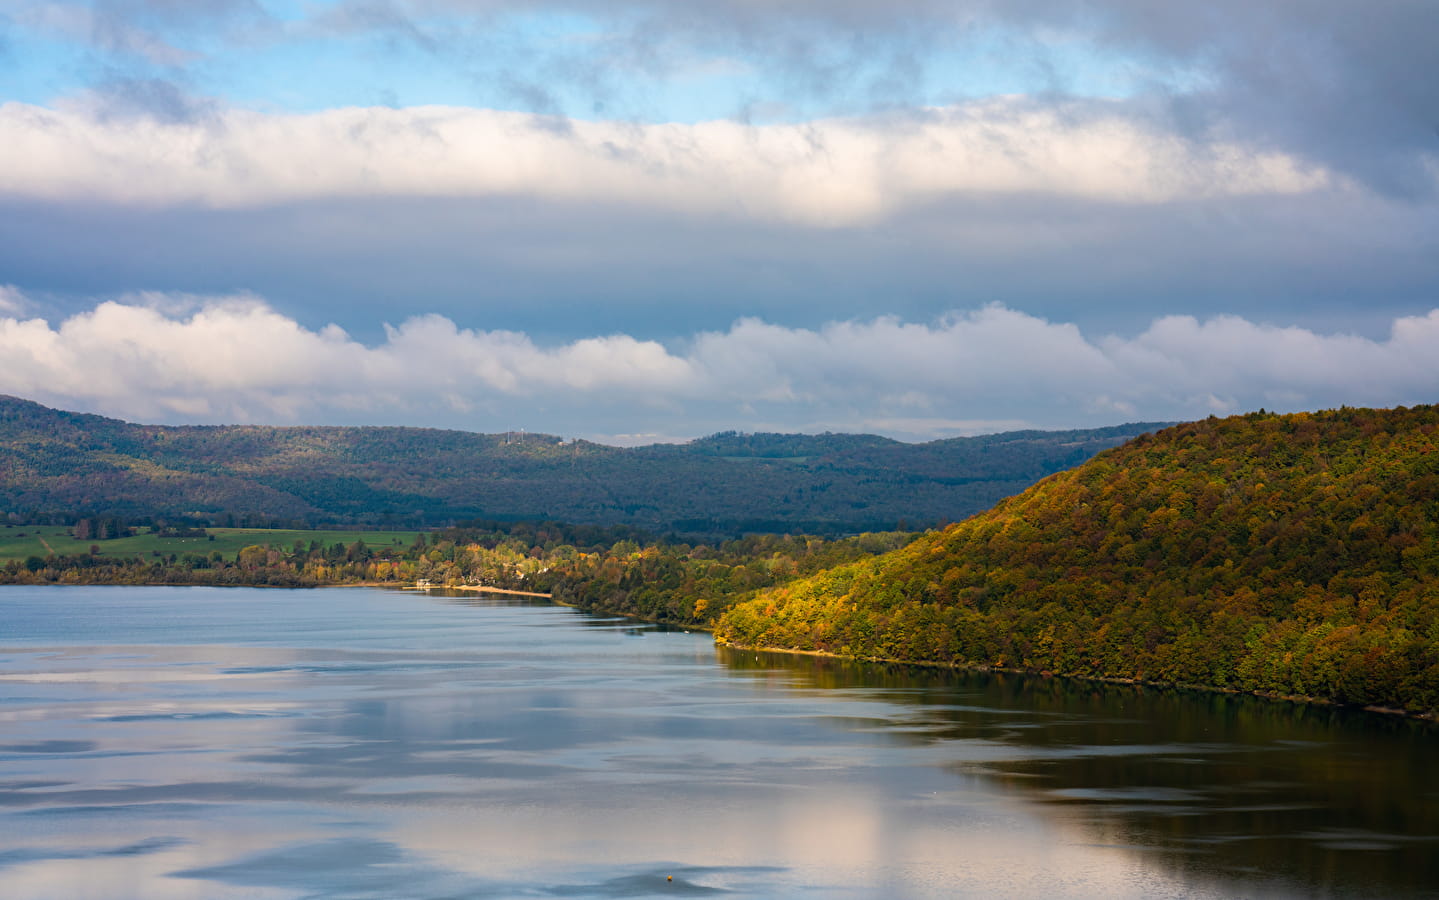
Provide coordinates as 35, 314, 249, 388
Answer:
0, 586, 1435, 899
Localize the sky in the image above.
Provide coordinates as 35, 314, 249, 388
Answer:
1, 0, 1436, 444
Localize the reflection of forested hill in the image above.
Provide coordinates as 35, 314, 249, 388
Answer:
0, 396, 1164, 535
716, 406, 1439, 715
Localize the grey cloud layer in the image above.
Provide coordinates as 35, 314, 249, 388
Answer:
2, 292, 1436, 441
4, 187, 1436, 354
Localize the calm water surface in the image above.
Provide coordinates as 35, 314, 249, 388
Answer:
0, 586, 1435, 899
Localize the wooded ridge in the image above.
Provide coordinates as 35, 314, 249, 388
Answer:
0, 395, 1162, 536
714, 406, 1439, 716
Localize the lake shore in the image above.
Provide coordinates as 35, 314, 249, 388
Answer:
415, 584, 553, 598
713, 637, 1439, 723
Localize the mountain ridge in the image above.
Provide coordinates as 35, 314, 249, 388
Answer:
0, 395, 1168, 536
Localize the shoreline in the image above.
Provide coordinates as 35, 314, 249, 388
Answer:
540, 594, 1439, 723
713, 638, 1439, 724
414, 584, 553, 598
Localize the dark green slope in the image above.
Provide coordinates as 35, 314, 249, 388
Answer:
715, 406, 1439, 715
0, 395, 1164, 535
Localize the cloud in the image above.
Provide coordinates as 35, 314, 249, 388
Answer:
0, 294, 691, 423
4, 2, 1431, 332
0, 99, 1332, 226
78, 0, 1424, 192
1, 291, 1435, 441
11, 1, 1437, 198
16, 0, 267, 64
78, 77, 220, 124
460, 0, 1439, 194
12, 1, 234, 66
0, 285, 28, 315
6, 178, 1437, 351
3, 1, 1430, 448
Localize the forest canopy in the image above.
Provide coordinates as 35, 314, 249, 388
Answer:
714, 406, 1439, 716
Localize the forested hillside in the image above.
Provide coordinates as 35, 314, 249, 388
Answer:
0, 396, 1161, 536
715, 406, 1439, 715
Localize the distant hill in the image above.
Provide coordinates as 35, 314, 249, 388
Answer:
0, 396, 1165, 536
715, 406, 1439, 715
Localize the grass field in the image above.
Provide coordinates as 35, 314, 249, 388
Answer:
0, 525, 422, 562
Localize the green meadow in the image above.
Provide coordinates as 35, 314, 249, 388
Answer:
0, 525, 421, 562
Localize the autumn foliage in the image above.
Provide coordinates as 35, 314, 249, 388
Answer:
715, 407, 1439, 716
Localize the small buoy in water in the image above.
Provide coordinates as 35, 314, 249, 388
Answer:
667, 875, 673, 882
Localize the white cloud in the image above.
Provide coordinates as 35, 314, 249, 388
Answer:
1, 290, 1436, 440
0, 285, 29, 315
0, 99, 1331, 226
